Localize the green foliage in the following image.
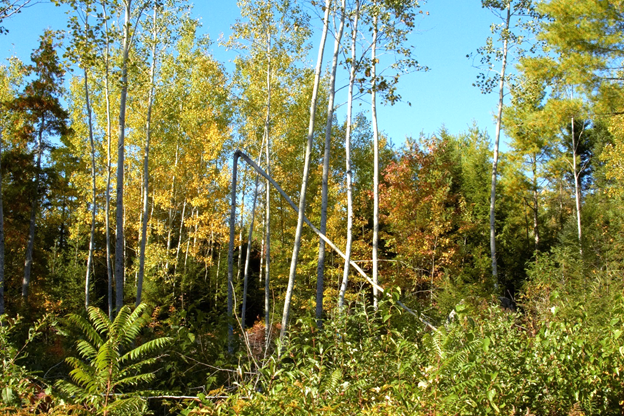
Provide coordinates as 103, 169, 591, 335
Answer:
0, 314, 56, 413
57, 303, 172, 415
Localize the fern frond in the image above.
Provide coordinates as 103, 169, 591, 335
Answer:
68, 313, 104, 348
114, 372, 156, 389
120, 337, 172, 363
76, 339, 98, 361
87, 306, 112, 338
104, 395, 147, 415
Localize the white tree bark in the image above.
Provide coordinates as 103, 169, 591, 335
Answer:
0, 129, 5, 315
280, 0, 332, 343
571, 117, 583, 256
101, 0, 114, 319
371, 7, 380, 310
23, 119, 44, 301
338, 0, 359, 310
115, 0, 133, 313
137, 5, 158, 306
84, 49, 97, 310
489, 3, 510, 286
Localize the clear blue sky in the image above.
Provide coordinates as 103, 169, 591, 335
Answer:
1, 1, 505, 147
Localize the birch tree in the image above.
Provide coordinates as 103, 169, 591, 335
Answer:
472, 0, 538, 285
316, 0, 345, 324
280, 0, 331, 342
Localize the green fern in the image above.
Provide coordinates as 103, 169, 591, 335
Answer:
57, 303, 172, 415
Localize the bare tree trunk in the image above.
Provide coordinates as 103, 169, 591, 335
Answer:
0, 129, 5, 315
371, 7, 380, 310
338, 0, 359, 310
489, 3, 510, 287
571, 117, 583, 256
227, 152, 240, 353
23, 119, 44, 301
115, 0, 133, 314
235, 150, 435, 330
280, 0, 331, 343
532, 153, 539, 254
174, 200, 187, 277
263, 32, 272, 351
102, 0, 114, 320
316, 0, 345, 325
137, 5, 158, 306
84, 51, 97, 310
165, 145, 179, 272
242, 174, 260, 331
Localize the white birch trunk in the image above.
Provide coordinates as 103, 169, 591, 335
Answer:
571, 117, 583, 256
102, 0, 114, 319
280, 0, 332, 343
371, 8, 380, 310
0, 129, 5, 315
84, 43, 97, 310
338, 0, 359, 310
115, 0, 133, 313
489, 4, 510, 286
23, 119, 44, 301
316, 0, 345, 323
137, 6, 158, 306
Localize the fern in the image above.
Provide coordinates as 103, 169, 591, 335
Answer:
57, 303, 172, 415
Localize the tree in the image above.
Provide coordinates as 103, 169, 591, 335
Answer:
0, 0, 37, 34
472, 0, 539, 286
338, 0, 360, 310
279, 0, 331, 343
316, 0, 345, 324
9, 31, 68, 303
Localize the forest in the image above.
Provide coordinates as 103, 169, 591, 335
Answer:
1, 0, 624, 414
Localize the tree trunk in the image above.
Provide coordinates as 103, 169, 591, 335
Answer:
242, 174, 260, 331
0, 129, 5, 316
23, 119, 44, 301
571, 117, 583, 256
280, 0, 332, 343
489, 3, 510, 287
263, 32, 272, 351
102, 0, 114, 320
165, 145, 179, 272
338, 0, 359, 310
371, 7, 380, 310
137, 6, 158, 306
316, 0, 345, 325
115, 0, 133, 314
84, 58, 97, 310
227, 152, 240, 353
174, 200, 187, 277
532, 153, 539, 254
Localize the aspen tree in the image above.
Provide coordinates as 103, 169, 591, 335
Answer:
316, 0, 345, 324
280, 0, 331, 342
338, 0, 359, 310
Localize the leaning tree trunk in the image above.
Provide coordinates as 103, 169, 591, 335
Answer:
84, 50, 97, 310
316, 0, 345, 325
571, 117, 583, 257
0, 129, 5, 315
338, 0, 359, 310
23, 120, 44, 302
137, 6, 158, 306
263, 32, 273, 351
371, 7, 380, 310
280, 0, 332, 344
115, 0, 133, 314
102, 0, 114, 320
489, 3, 510, 287
227, 153, 240, 353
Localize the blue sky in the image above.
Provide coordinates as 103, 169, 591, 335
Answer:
1, 1, 506, 147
